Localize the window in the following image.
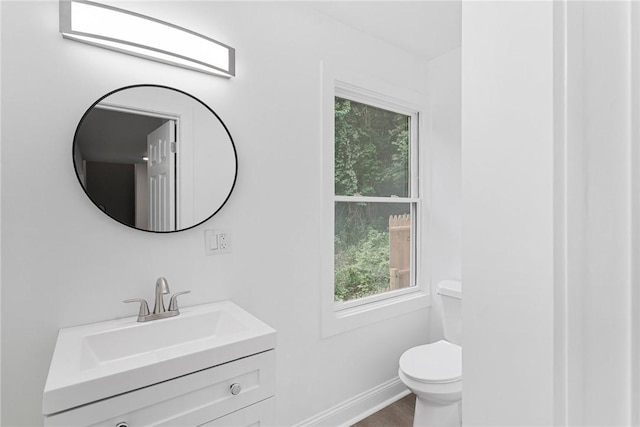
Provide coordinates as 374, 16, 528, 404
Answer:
321, 65, 430, 337
334, 96, 418, 304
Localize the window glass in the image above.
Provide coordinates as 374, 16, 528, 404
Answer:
334, 97, 410, 198
334, 201, 413, 302
334, 96, 416, 303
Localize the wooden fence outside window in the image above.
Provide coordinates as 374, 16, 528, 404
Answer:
389, 214, 411, 290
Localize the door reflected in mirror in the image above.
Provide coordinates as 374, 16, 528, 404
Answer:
73, 85, 237, 232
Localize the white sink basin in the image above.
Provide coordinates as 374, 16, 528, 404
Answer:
80, 307, 245, 368
43, 301, 276, 416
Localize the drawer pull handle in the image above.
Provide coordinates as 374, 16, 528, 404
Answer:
115, 423, 128, 427
230, 383, 242, 395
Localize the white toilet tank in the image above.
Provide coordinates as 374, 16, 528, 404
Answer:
437, 280, 462, 345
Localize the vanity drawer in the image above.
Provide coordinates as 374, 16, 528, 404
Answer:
44, 350, 275, 427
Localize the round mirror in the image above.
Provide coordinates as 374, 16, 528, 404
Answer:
73, 85, 237, 232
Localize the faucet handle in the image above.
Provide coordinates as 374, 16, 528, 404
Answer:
123, 298, 150, 318
168, 291, 191, 312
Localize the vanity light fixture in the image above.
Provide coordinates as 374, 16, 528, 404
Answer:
59, 0, 235, 78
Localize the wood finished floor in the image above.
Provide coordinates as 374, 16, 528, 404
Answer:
351, 393, 415, 427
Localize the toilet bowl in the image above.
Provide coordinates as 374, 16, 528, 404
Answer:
398, 280, 462, 427
399, 340, 462, 427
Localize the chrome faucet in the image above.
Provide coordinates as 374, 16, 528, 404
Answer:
153, 277, 170, 314
124, 277, 191, 322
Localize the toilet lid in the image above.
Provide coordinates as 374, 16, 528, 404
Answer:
399, 340, 462, 384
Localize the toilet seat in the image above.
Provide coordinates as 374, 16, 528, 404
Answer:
399, 340, 461, 384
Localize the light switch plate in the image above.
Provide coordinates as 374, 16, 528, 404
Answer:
205, 229, 231, 255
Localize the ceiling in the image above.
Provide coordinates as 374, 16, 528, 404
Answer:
307, 1, 461, 61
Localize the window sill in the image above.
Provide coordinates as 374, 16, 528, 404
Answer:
321, 289, 431, 338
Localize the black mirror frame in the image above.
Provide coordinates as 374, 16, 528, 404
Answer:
72, 84, 238, 233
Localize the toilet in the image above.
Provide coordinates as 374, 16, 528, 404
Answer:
398, 280, 462, 427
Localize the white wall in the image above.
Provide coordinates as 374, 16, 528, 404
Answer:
578, 3, 632, 422
426, 47, 461, 341
463, 2, 637, 426
565, 2, 633, 425
461, 2, 556, 425
0, 2, 439, 425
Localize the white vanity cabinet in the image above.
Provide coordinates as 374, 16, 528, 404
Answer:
43, 301, 277, 427
45, 350, 275, 427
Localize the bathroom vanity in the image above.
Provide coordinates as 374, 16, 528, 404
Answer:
43, 301, 276, 426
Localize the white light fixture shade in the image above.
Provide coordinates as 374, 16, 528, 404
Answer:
60, 0, 235, 78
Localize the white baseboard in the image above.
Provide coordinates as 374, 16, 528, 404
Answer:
293, 377, 410, 427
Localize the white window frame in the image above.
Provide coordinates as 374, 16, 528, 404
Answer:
321, 62, 431, 337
